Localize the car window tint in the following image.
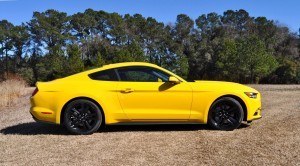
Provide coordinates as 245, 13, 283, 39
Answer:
117, 67, 170, 82
88, 69, 118, 81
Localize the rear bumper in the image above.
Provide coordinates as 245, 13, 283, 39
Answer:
30, 106, 57, 124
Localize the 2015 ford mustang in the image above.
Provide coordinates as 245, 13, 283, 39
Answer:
30, 62, 261, 134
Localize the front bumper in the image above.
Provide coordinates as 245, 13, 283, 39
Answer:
250, 107, 262, 120
246, 95, 262, 121
246, 90, 262, 122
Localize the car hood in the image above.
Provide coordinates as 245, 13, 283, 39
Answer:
191, 80, 259, 93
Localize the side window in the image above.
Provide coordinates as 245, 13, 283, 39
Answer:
117, 67, 170, 82
88, 69, 118, 81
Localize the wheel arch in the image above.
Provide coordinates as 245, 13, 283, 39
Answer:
210, 95, 248, 121
60, 97, 105, 125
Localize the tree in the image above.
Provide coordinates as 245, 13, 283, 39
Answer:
171, 14, 195, 78
221, 9, 252, 37
107, 12, 126, 45
215, 38, 238, 81
27, 9, 71, 80
0, 9, 299, 85
93, 51, 105, 67
0, 20, 14, 79
66, 44, 84, 75
124, 13, 146, 45
193, 13, 224, 80
70, 11, 96, 42
237, 36, 278, 83
11, 24, 30, 71
262, 59, 299, 84
27, 9, 71, 53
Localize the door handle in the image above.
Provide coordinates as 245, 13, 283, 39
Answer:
121, 88, 135, 93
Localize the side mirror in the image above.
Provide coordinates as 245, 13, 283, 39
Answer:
168, 76, 180, 84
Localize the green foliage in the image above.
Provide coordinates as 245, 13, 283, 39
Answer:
66, 44, 84, 75
177, 55, 189, 79
0, 20, 14, 79
236, 36, 278, 83
17, 67, 34, 84
215, 38, 238, 81
262, 59, 300, 84
28, 9, 71, 49
127, 41, 145, 61
113, 49, 134, 63
11, 24, 29, 67
45, 54, 65, 80
0, 9, 299, 84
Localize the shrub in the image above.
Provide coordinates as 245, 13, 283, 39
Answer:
0, 77, 27, 108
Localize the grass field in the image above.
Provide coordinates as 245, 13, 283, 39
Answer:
0, 84, 299, 165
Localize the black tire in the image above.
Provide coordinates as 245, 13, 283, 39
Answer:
208, 97, 244, 131
63, 99, 103, 135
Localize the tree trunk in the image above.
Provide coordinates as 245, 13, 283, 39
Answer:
5, 49, 8, 79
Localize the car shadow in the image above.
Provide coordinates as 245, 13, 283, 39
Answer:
102, 124, 210, 132
0, 122, 250, 135
103, 122, 250, 132
0, 122, 69, 135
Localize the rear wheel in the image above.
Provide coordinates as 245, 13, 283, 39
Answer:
64, 99, 102, 135
208, 97, 244, 131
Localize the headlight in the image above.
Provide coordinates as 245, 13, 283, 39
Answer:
244, 92, 258, 99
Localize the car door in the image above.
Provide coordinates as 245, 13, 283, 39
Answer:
88, 69, 128, 121
116, 66, 192, 121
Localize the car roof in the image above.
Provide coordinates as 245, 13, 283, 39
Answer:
83, 62, 159, 73
71, 62, 159, 76
101, 62, 158, 69
64, 61, 186, 82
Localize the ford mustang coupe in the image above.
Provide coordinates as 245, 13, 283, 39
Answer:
30, 62, 261, 134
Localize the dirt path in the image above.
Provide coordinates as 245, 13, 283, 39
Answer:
0, 85, 299, 165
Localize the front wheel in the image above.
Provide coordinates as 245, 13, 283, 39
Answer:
208, 97, 244, 131
64, 99, 103, 135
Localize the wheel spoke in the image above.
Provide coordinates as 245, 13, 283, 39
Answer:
71, 108, 80, 116
227, 106, 237, 113
86, 113, 97, 120
84, 121, 92, 130
71, 120, 81, 128
228, 117, 237, 125
215, 116, 223, 125
219, 118, 225, 126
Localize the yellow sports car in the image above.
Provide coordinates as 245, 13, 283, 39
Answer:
30, 62, 261, 134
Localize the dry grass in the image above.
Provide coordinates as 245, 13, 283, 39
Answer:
0, 85, 299, 165
248, 84, 300, 91
0, 79, 28, 108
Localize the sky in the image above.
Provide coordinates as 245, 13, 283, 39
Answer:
0, 0, 299, 32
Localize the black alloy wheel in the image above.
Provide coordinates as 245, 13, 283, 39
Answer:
64, 99, 102, 135
208, 97, 244, 131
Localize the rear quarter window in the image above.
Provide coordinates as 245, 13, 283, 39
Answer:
88, 69, 118, 81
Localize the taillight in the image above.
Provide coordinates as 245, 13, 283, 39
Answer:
31, 87, 38, 97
